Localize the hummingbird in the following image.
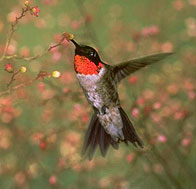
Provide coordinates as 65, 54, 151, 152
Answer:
70, 38, 172, 160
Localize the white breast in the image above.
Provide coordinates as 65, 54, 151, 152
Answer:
76, 67, 105, 90
76, 68, 105, 109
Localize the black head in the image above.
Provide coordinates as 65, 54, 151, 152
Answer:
71, 39, 101, 65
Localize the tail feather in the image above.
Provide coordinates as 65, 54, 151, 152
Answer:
89, 121, 99, 160
110, 137, 119, 149
99, 126, 108, 157
82, 107, 143, 160
82, 113, 97, 154
119, 107, 143, 147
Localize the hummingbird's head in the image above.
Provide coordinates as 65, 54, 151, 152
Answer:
71, 39, 104, 75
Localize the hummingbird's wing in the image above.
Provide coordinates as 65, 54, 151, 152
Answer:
113, 52, 173, 83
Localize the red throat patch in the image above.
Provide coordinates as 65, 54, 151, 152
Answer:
74, 55, 103, 75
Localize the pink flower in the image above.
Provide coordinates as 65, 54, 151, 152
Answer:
188, 91, 195, 100
137, 97, 145, 106
173, 0, 184, 11
14, 171, 26, 186
49, 175, 57, 185
131, 107, 139, 119
20, 47, 30, 57
181, 138, 191, 147
52, 51, 62, 62
153, 102, 162, 110
63, 88, 69, 94
141, 25, 159, 37
31, 132, 44, 144
4, 64, 13, 73
7, 44, 16, 55
82, 114, 89, 123
157, 135, 167, 143
129, 75, 138, 84
161, 42, 173, 53
31, 6, 40, 17
126, 153, 135, 163
174, 110, 187, 120
40, 141, 46, 150
37, 82, 45, 92
151, 114, 161, 123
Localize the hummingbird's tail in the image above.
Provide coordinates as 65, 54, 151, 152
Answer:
119, 107, 143, 147
82, 112, 119, 160
82, 107, 143, 160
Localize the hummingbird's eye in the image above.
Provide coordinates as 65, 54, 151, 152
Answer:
89, 51, 96, 57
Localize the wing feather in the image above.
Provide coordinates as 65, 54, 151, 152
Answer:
113, 52, 173, 82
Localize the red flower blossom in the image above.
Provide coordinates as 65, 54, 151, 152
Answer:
131, 107, 139, 119
181, 138, 191, 147
153, 102, 162, 110
40, 141, 46, 150
137, 97, 145, 106
31, 6, 40, 17
157, 135, 167, 143
82, 113, 89, 123
174, 110, 187, 120
129, 75, 138, 84
49, 175, 57, 185
4, 63, 13, 73
141, 25, 159, 37
126, 153, 135, 163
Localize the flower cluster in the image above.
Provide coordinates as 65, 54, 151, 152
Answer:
24, 1, 40, 17
31, 6, 40, 17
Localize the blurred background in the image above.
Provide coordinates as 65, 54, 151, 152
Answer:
0, 0, 196, 188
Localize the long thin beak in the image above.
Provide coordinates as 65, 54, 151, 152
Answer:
70, 39, 80, 48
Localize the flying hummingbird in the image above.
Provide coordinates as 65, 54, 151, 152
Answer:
70, 38, 172, 160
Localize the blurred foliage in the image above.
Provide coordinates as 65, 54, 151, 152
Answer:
0, 0, 196, 188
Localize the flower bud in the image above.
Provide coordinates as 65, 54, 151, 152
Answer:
62, 32, 74, 41
20, 66, 27, 73
52, 71, 61, 78
32, 6, 40, 17
24, 1, 29, 6
4, 64, 14, 73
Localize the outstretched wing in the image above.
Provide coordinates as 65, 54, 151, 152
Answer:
113, 52, 173, 83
